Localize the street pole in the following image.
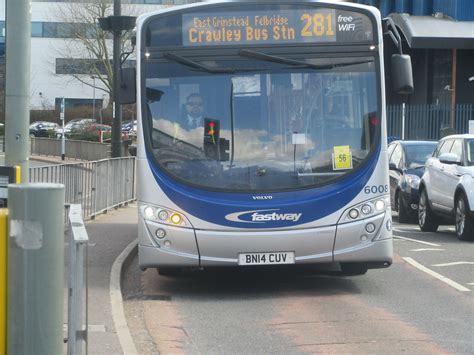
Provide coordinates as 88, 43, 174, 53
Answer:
92, 76, 96, 121
111, 0, 122, 157
61, 97, 66, 161
8, 184, 65, 354
5, 0, 31, 182
450, 48, 457, 129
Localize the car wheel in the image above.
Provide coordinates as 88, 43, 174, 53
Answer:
397, 192, 409, 223
455, 193, 474, 241
418, 189, 439, 232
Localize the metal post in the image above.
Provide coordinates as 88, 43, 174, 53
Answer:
92, 76, 96, 121
0, 209, 7, 355
450, 48, 457, 129
61, 97, 66, 160
7, 183, 65, 355
5, 0, 31, 183
401, 102, 406, 140
67, 204, 89, 355
111, 0, 123, 157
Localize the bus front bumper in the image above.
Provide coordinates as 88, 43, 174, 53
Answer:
138, 212, 393, 269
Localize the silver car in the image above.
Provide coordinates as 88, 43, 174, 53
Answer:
419, 134, 474, 240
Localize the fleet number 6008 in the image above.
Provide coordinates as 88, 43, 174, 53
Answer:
364, 185, 389, 194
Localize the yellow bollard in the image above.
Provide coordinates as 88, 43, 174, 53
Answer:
0, 209, 8, 355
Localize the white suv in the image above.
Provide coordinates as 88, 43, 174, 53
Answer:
418, 134, 474, 240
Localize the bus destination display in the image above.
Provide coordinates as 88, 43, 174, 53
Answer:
182, 9, 373, 46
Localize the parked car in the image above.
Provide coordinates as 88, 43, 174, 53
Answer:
84, 123, 111, 132
29, 121, 59, 138
388, 140, 437, 223
121, 120, 137, 138
55, 118, 96, 138
418, 134, 474, 240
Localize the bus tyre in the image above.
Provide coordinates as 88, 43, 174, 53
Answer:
455, 193, 474, 241
418, 189, 439, 232
340, 263, 368, 276
397, 192, 409, 223
157, 267, 181, 276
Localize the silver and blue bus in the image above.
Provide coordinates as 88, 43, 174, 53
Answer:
132, 0, 413, 275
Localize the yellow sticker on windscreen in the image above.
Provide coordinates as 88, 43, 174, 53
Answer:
333, 145, 353, 170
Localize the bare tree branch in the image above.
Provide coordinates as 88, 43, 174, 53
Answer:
51, 0, 140, 107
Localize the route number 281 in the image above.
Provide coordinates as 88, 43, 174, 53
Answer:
300, 13, 335, 37
364, 185, 389, 194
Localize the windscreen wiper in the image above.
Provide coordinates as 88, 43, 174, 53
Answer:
238, 49, 373, 70
163, 52, 259, 74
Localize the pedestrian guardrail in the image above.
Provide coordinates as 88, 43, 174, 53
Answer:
67, 204, 88, 355
29, 157, 135, 221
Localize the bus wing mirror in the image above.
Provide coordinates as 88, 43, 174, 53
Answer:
391, 54, 414, 95
118, 67, 136, 104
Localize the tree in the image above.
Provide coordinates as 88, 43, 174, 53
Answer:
52, 0, 138, 107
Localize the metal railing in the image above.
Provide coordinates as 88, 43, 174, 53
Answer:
29, 157, 136, 221
67, 204, 89, 355
388, 104, 473, 141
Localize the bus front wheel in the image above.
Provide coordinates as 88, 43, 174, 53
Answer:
157, 267, 182, 276
339, 263, 368, 276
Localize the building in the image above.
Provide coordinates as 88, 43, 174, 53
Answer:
352, 0, 474, 107
0, 0, 197, 122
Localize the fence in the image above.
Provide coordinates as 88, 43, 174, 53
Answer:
30, 138, 133, 161
387, 104, 473, 141
29, 157, 136, 221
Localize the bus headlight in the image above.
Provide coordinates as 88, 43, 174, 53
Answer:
375, 200, 385, 211
140, 204, 188, 227
144, 206, 155, 219
349, 209, 359, 219
341, 196, 389, 223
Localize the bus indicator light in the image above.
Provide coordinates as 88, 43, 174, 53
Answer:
170, 213, 182, 225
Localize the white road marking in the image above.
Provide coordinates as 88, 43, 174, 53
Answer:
393, 236, 441, 247
410, 248, 445, 252
393, 228, 426, 234
431, 262, 474, 267
467, 283, 474, 286
402, 257, 471, 292
110, 239, 139, 355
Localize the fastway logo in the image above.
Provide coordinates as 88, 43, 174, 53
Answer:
225, 209, 302, 223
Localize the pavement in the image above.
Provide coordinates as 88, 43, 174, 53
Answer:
64, 202, 138, 355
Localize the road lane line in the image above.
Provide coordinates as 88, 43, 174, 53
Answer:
402, 257, 471, 292
409, 248, 444, 252
394, 236, 441, 247
431, 262, 474, 267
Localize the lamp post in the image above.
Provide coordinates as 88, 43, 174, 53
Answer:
91, 76, 96, 121
98, 4, 135, 157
